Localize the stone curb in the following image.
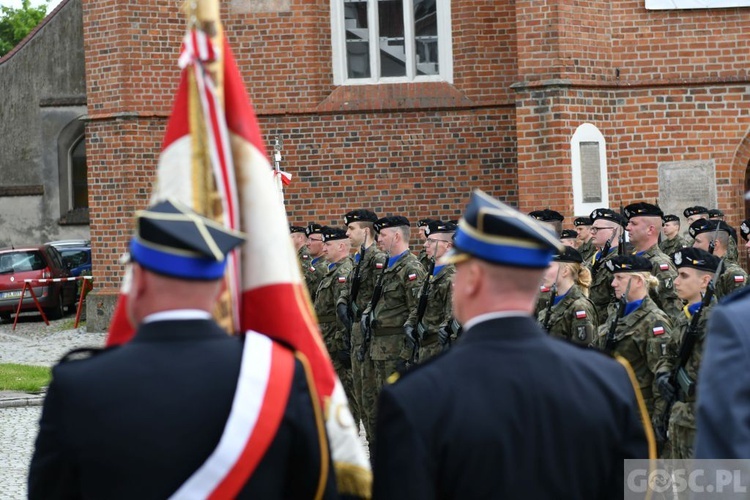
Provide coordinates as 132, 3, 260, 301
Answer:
0, 393, 45, 409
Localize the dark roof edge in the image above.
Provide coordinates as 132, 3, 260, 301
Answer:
0, 0, 72, 66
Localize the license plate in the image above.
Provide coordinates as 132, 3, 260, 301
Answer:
1, 291, 22, 299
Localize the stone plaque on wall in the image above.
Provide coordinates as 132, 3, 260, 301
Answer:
231, 0, 291, 13
658, 160, 717, 227
580, 142, 602, 203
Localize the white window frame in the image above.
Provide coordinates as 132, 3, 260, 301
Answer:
571, 123, 608, 216
331, 0, 453, 85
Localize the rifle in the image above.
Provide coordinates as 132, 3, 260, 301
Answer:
357, 252, 389, 362
708, 221, 721, 255
591, 234, 615, 278
440, 318, 462, 352
603, 278, 632, 355
618, 204, 626, 256
409, 257, 436, 365
346, 244, 367, 328
541, 266, 560, 332
654, 258, 724, 444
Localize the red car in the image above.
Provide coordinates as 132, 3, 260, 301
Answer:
0, 245, 78, 321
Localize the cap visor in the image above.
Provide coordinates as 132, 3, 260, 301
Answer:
439, 247, 471, 265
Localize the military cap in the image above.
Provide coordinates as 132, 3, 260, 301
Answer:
305, 223, 325, 237
425, 220, 457, 236
528, 209, 564, 222
343, 209, 378, 226
289, 225, 306, 234
322, 227, 348, 242
127, 199, 246, 280
672, 247, 720, 273
554, 246, 583, 264
741, 220, 750, 241
688, 219, 731, 239
605, 255, 652, 274
417, 218, 439, 228
662, 214, 680, 224
374, 216, 410, 233
623, 202, 663, 220
590, 208, 626, 227
708, 209, 724, 219
442, 189, 563, 268
683, 206, 709, 218
560, 229, 577, 240
573, 217, 592, 227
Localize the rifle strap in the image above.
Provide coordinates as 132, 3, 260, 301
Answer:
614, 355, 658, 460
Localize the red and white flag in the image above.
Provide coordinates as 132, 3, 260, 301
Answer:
105, 8, 370, 498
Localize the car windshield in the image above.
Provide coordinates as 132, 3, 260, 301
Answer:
0, 251, 46, 273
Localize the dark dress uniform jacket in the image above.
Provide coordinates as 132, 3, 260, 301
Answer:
28, 319, 336, 500
372, 315, 650, 500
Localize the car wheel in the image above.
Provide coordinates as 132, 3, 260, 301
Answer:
45, 295, 64, 320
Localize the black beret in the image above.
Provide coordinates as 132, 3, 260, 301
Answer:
623, 202, 663, 220
683, 206, 709, 218
322, 227, 348, 242
554, 246, 583, 263
573, 217, 592, 227
560, 229, 578, 240
688, 219, 731, 239
672, 247, 720, 273
590, 208, 626, 227
741, 220, 750, 241
708, 209, 724, 218
374, 216, 410, 233
343, 209, 378, 226
662, 214, 680, 224
305, 223, 325, 237
425, 220, 457, 236
289, 225, 306, 234
417, 218, 439, 228
605, 255, 653, 274
528, 209, 564, 222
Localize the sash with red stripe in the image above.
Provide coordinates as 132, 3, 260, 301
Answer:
169, 331, 294, 499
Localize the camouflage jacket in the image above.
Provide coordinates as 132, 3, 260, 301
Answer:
596, 295, 672, 417
588, 247, 619, 321
336, 244, 387, 321
417, 248, 431, 271
639, 244, 683, 320
577, 239, 596, 264
658, 235, 688, 257
537, 284, 599, 346
726, 236, 739, 263
297, 245, 312, 268
304, 256, 328, 302
406, 264, 455, 346
714, 260, 747, 300
368, 251, 426, 361
655, 302, 713, 404
534, 287, 552, 318
314, 257, 354, 354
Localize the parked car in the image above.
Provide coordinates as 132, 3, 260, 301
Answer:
0, 244, 78, 321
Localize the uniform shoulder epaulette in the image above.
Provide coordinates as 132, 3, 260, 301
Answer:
386, 350, 449, 385
58, 346, 110, 363
719, 284, 750, 304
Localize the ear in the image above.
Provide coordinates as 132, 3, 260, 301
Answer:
464, 261, 482, 297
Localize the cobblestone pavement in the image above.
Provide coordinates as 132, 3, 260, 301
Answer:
0, 313, 106, 499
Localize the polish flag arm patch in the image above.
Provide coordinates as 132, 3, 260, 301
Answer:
338, 276, 347, 283
653, 325, 665, 336
408, 273, 417, 281
659, 263, 669, 271
375, 263, 384, 269
575, 310, 587, 319
735, 275, 745, 283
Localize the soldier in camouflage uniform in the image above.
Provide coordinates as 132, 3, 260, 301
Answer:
560, 229, 577, 248
689, 219, 748, 300
290, 224, 311, 269
624, 203, 684, 320
405, 221, 456, 363
303, 223, 328, 302
416, 218, 438, 270
683, 206, 709, 226
537, 246, 598, 346
362, 216, 425, 442
596, 255, 672, 419
659, 214, 688, 257
588, 208, 626, 320
313, 227, 358, 429
574, 216, 596, 263
654, 248, 719, 459
336, 209, 386, 443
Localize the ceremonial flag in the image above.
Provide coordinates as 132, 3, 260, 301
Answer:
105, 1, 371, 496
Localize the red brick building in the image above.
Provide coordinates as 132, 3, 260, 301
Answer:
82, 0, 750, 329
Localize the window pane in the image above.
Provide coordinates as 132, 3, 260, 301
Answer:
345, 0, 371, 78
71, 137, 88, 209
378, 0, 406, 77
580, 142, 602, 203
414, 0, 438, 75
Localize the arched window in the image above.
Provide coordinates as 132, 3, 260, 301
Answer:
69, 135, 88, 210
57, 117, 88, 224
571, 123, 608, 216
